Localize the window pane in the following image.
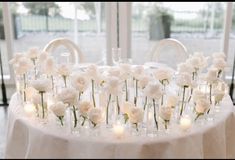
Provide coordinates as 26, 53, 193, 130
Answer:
131, 2, 226, 65
11, 2, 106, 63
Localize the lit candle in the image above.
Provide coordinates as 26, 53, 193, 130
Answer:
24, 102, 36, 117
112, 124, 124, 139
179, 115, 192, 132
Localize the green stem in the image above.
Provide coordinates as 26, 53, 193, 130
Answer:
58, 116, 64, 126
164, 120, 169, 130
194, 113, 203, 121
209, 84, 212, 105
106, 94, 111, 125
143, 96, 147, 110
124, 113, 129, 124
79, 91, 83, 101
125, 79, 128, 101
40, 91, 45, 119
134, 123, 138, 132
63, 76, 67, 87
72, 105, 78, 128
134, 79, 138, 106
81, 115, 86, 126
153, 99, 158, 130
116, 96, 120, 115
188, 88, 193, 102
180, 86, 186, 116
92, 80, 96, 108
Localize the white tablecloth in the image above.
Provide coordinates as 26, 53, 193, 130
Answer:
5, 92, 235, 158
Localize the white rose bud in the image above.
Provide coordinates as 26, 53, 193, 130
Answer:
79, 101, 93, 116
205, 67, 218, 84
212, 52, 226, 60
128, 107, 144, 124
50, 101, 67, 117
212, 58, 226, 71
88, 108, 103, 125
71, 73, 89, 92
138, 75, 151, 89
57, 88, 78, 105
177, 62, 194, 74
159, 106, 172, 121
31, 78, 51, 92
176, 72, 192, 87
153, 68, 173, 83
42, 56, 56, 75
166, 94, 179, 108
195, 98, 210, 114
27, 47, 40, 60
57, 63, 71, 77
144, 82, 163, 100
132, 65, 144, 80
14, 57, 33, 75
121, 101, 134, 115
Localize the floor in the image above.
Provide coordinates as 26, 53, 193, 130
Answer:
0, 107, 8, 158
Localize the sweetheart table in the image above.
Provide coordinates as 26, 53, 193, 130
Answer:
4, 92, 235, 159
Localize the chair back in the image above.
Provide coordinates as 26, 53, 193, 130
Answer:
43, 38, 84, 64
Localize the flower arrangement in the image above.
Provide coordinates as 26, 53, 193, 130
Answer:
8, 47, 228, 137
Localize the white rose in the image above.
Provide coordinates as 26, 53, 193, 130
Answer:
9, 52, 24, 65
192, 89, 206, 103
128, 107, 144, 124
212, 52, 226, 60
31, 78, 51, 92
186, 56, 201, 71
166, 94, 179, 108
213, 89, 225, 104
205, 67, 218, 84
144, 82, 163, 100
57, 88, 78, 105
159, 106, 172, 121
195, 98, 210, 113
42, 57, 56, 75
212, 58, 226, 71
138, 75, 151, 89
71, 73, 89, 92
25, 87, 38, 100
177, 62, 194, 74
132, 65, 145, 80
57, 63, 71, 76
78, 101, 93, 116
107, 66, 121, 77
38, 51, 49, 64
105, 76, 121, 96
176, 72, 192, 87
88, 108, 103, 125
153, 68, 173, 83
86, 64, 99, 80
119, 63, 132, 80
50, 101, 67, 117
27, 47, 40, 60
14, 57, 33, 75
193, 52, 209, 69
121, 101, 134, 115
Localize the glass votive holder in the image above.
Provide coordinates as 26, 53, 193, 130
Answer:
179, 115, 192, 132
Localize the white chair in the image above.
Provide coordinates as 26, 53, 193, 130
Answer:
43, 38, 84, 64
150, 38, 188, 69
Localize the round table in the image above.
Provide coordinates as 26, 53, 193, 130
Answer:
5, 92, 235, 158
